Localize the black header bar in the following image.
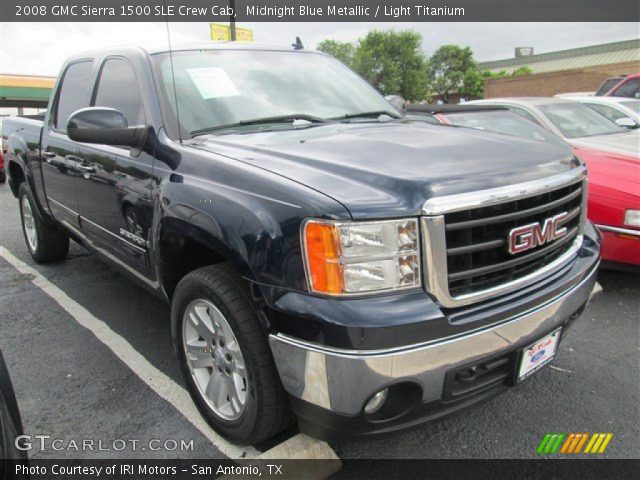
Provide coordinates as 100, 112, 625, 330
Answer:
2, 1, 639, 22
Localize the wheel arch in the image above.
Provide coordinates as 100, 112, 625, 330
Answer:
156, 217, 258, 300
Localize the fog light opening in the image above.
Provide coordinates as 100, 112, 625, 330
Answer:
364, 388, 388, 415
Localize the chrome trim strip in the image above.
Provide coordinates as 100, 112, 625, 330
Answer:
81, 216, 147, 254
62, 221, 159, 289
596, 224, 640, 237
272, 261, 598, 358
47, 196, 79, 216
421, 166, 587, 215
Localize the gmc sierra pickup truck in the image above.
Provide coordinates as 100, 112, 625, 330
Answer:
3, 43, 601, 445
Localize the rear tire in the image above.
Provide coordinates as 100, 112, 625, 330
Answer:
171, 264, 291, 445
0, 170, 6, 184
18, 182, 69, 263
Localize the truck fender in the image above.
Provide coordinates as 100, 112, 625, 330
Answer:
6, 134, 50, 222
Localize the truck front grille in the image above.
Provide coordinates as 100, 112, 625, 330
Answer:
420, 167, 587, 308
444, 182, 583, 297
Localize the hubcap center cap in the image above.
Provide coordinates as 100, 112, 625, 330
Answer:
213, 349, 225, 368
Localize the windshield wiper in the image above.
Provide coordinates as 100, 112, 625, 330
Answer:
333, 110, 402, 121
191, 114, 329, 137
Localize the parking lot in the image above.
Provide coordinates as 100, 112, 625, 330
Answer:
0, 183, 638, 464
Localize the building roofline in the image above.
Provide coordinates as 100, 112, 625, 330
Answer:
478, 38, 640, 70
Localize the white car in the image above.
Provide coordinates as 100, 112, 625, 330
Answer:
469, 97, 640, 158
556, 95, 640, 129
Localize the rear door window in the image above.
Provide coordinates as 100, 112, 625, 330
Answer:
585, 103, 627, 122
55, 61, 94, 131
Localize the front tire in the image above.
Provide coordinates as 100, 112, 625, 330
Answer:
171, 264, 291, 445
18, 182, 69, 263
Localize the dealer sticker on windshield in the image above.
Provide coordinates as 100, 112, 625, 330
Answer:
187, 67, 240, 99
518, 329, 562, 381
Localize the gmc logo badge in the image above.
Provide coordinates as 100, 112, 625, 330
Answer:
508, 212, 568, 255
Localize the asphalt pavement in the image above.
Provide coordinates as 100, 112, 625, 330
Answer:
0, 182, 638, 464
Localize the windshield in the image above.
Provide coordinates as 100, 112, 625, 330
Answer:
621, 100, 640, 114
152, 49, 397, 137
538, 102, 627, 138
443, 110, 569, 148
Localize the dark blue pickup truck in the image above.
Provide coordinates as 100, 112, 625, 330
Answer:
2, 43, 601, 445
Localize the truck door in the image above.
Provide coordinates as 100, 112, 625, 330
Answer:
74, 57, 156, 274
41, 60, 94, 228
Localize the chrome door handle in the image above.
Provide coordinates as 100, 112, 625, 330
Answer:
42, 151, 56, 158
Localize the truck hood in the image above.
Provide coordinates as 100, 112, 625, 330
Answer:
192, 122, 578, 218
569, 130, 640, 159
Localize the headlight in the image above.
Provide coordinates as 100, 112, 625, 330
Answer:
302, 218, 421, 295
624, 210, 640, 228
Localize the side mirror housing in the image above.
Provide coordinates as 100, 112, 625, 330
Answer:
67, 107, 147, 148
614, 117, 637, 129
385, 95, 407, 115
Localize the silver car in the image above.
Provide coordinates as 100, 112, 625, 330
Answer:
469, 97, 640, 157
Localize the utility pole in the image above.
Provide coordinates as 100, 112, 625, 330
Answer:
229, 0, 236, 41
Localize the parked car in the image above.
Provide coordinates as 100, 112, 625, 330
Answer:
556, 95, 640, 129
406, 104, 571, 148
604, 73, 640, 99
0, 350, 29, 475
469, 97, 640, 158
595, 75, 629, 96
0, 150, 5, 184
574, 148, 640, 269
3, 43, 601, 444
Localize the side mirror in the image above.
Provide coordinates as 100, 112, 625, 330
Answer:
385, 95, 406, 114
614, 117, 637, 129
67, 107, 147, 148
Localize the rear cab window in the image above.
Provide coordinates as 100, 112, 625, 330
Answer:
54, 61, 94, 132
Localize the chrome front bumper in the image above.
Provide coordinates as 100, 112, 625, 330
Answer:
269, 262, 599, 416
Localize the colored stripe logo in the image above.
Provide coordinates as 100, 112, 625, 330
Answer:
537, 433, 613, 454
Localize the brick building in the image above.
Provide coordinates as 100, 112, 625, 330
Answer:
478, 39, 640, 98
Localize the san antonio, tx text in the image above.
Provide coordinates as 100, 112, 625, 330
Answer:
17, 463, 281, 477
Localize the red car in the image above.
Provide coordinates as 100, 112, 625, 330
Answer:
0, 149, 5, 184
605, 73, 640, 99
574, 147, 640, 269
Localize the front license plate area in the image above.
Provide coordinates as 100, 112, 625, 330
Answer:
517, 328, 562, 382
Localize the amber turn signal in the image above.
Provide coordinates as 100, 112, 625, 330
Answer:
303, 221, 344, 294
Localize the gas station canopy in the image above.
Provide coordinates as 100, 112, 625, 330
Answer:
0, 74, 55, 108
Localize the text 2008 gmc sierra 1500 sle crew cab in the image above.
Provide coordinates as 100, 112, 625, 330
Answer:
3, 43, 601, 445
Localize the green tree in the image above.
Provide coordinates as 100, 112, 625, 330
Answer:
316, 39, 356, 68
426, 45, 476, 103
352, 30, 427, 101
459, 66, 533, 99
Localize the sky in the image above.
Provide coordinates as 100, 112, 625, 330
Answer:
0, 22, 638, 76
